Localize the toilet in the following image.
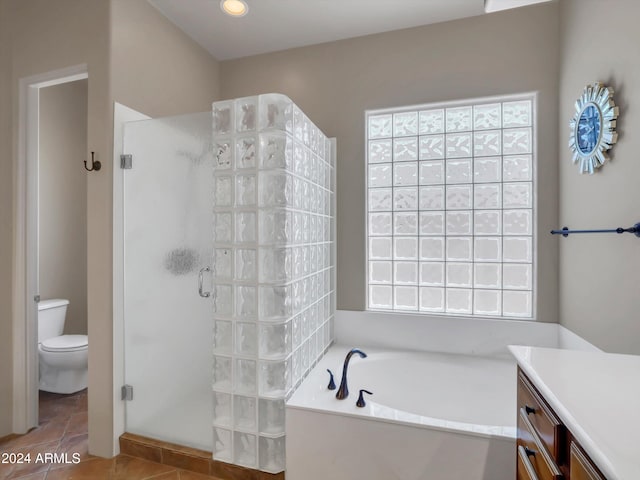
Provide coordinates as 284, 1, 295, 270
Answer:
38, 299, 88, 394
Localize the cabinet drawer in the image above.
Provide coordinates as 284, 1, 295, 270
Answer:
518, 408, 564, 480
570, 442, 605, 480
518, 445, 540, 480
518, 371, 565, 462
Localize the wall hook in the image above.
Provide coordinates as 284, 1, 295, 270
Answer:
84, 151, 101, 172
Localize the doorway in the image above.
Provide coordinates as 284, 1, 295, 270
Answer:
36, 78, 89, 421
13, 65, 88, 433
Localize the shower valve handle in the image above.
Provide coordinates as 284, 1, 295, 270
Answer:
198, 266, 211, 298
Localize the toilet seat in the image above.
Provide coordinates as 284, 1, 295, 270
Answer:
41, 334, 88, 353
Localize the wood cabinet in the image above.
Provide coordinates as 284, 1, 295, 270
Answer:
569, 443, 605, 480
516, 369, 606, 480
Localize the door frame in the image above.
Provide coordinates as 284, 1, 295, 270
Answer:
13, 64, 88, 432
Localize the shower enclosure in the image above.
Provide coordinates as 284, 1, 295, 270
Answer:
121, 94, 335, 473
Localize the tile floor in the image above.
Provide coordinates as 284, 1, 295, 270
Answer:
0, 390, 223, 480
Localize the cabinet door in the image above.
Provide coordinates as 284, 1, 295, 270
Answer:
570, 442, 605, 480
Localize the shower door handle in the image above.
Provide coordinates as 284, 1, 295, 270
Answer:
198, 266, 211, 298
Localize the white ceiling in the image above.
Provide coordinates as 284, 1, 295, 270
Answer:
148, 0, 553, 61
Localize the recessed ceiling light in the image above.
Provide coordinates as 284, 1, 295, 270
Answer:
484, 0, 552, 13
220, 0, 248, 17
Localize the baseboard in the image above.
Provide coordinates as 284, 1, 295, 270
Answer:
119, 432, 284, 480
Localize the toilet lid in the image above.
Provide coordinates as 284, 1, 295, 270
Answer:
41, 335, 88, 352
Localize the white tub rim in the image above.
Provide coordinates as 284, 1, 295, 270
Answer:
286, 400, 516, 441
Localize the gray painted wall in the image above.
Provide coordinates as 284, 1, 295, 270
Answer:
559, 0, 640, 354
0, 0, 13, 437
39, 80, 88, 336
220, 2, 561, 322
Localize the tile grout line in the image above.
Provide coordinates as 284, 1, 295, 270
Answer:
141, 468, 180, 480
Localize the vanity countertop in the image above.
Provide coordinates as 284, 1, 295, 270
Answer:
509, 345, 640, 480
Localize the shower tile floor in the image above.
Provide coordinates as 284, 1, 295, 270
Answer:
0, 390, 223, 480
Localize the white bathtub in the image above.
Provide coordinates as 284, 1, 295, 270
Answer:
286, 345, 517, 480
285, 311, 598, 479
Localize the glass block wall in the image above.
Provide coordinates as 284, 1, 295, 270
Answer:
367, 95, 535, 318
211, 94, 334, 473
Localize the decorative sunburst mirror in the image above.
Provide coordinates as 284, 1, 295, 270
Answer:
568, 82, 619, 174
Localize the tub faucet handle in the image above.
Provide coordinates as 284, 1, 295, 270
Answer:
326, 369, 336, 390
356, 389, 373, 408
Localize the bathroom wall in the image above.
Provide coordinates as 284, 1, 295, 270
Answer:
110, 0, 221, 116
39, 80, 89, 336
220, 2, 561, 322
559, 0, 640, 354
0, 0, 111, 443
0, 0, 220, 452
0, 0, 13, 438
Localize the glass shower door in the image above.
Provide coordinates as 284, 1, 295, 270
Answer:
123, 112, 213, 450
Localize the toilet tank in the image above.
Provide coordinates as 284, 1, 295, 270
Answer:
37, 299, 69, 343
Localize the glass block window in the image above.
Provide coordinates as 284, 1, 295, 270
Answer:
366, 94, 535, 318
